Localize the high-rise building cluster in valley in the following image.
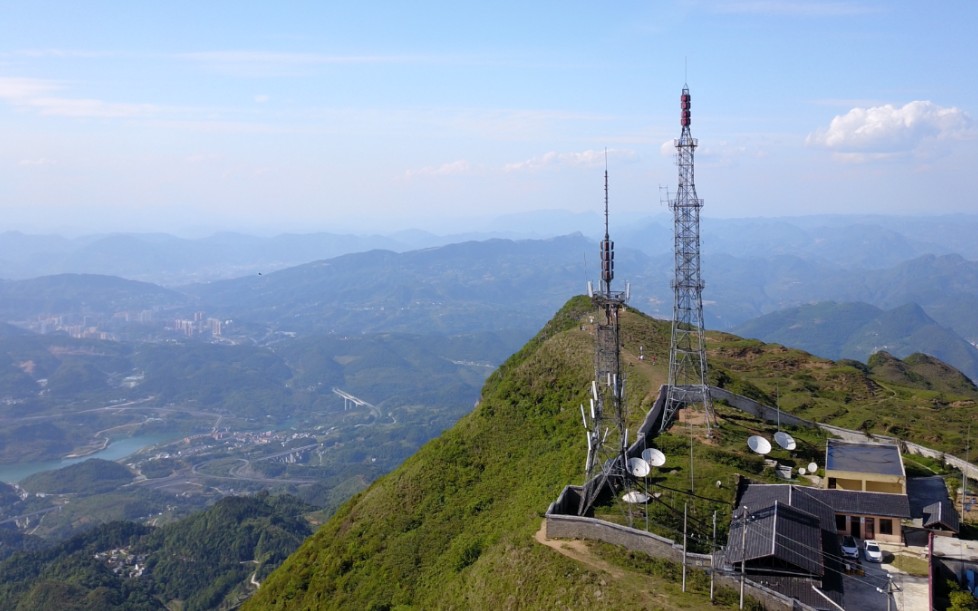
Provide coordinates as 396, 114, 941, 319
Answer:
173, 311, 223, 338
13, 309, 223, 341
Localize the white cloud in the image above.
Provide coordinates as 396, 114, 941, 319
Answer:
0, 77, 59, 99
185, 153, 222, 164
29, 97, 157, 118
17, 157, 56, 166
806, 101, 975, 161
179, 51, 414, 65
0, 76, 158, 118
4, 49, 116, 59
504, 148, 637, 173
178, 51, 426, 77
659, 138, 764, 167
404, 160, 471, 178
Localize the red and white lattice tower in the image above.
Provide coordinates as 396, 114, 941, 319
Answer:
660, 84, 716, 433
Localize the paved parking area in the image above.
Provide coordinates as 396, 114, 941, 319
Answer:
841, 543, 928, 610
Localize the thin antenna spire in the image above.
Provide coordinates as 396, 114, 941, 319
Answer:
603, 148, 610, 249
596, 155, 615, 293
578, 152, 630, 518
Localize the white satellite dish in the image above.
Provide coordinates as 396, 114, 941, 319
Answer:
622, 490, 650, 504
799, 467, 807, 476
642, 448, 667, 467
627, 457, 651, 477
774, 431, 797, 451
808, 462, 818, 473
748, 435, 772, 455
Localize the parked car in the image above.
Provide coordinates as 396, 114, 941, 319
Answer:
841, 535, 859, 559
864, 540, 883, 562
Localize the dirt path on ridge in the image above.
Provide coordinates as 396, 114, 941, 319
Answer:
533, 521, 625, 579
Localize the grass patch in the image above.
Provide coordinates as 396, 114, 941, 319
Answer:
891, 553, 929, 576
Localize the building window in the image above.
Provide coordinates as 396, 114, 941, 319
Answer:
879, 519, 893, 535
828, 477, 837, 489
836, 514, 847, 531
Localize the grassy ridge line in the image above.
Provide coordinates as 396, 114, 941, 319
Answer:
244, 296, 663, 609
246, 297, 978, 610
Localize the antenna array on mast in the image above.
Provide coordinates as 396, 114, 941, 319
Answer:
578, 154, 631, 516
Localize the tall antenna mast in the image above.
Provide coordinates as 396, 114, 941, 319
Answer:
660, 84, 716, 433
579, 152, 631, 516
602, 153, 611, 293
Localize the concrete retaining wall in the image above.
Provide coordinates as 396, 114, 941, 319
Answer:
710, 386, 814, 430
545, 484, 809, 610
545, 508, 696, 565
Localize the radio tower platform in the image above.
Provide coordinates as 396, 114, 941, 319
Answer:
578, 161, 630, 516
661, 84, 716, 433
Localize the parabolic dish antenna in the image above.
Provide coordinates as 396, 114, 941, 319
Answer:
622, 490, 650, 504
748, 435, 772, 455
774, 431, 797, 451
642, 448, 667, 467
808, 462, 818, 473
627, 457, 651, 477
799, 467, 807, 475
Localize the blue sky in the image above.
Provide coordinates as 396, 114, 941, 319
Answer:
1, 1, 976, 235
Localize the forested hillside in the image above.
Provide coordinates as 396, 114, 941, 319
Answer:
0, 492, 314, 610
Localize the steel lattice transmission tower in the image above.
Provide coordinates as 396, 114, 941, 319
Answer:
578, 163, 630, 516
660, 84, 716, 433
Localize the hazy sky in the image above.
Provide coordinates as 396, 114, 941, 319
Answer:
1, 1, 976, 236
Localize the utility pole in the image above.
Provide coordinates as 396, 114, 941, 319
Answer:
964, 422, 971, 520
886, 573, 893, 611
877, 572, 893, 611
710, 509, 717, 602
740, 506, 748, 609
682, 501, 688, 592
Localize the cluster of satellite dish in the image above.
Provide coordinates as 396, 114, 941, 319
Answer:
747, 429, 796, 454
621, 447, 667, 504
747, 432, 818, 477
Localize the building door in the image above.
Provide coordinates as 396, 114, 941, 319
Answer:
851, 518, 860, 539
865, 517, 875, 539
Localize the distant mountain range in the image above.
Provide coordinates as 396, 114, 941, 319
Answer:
6, 213, 978, 283
0, 228, 544, 284
733, 301, 978, 381
2, 213, 978, 379
183, 235, 597, 337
